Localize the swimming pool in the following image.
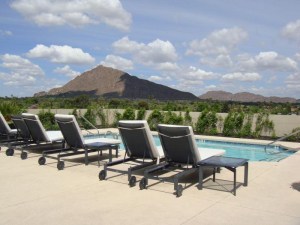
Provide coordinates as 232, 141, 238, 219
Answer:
85, 134, 295, 162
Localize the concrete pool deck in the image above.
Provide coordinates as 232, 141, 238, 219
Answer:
0, 134, 300, 225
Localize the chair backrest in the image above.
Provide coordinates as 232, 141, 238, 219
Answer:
54, 114, 85, 148
157, 124, 201, 165
11, 115, 31, 140
22, 113, 50, 142
118, 120, 160, 159
0, 112, 13, 135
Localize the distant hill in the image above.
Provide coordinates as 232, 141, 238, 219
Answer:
199, 91, 297, 103
35, 65, 198, 101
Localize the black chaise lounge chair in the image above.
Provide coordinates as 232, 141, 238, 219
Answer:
99, 120, 165, 187
17, 113, 64, 159
4, 115, 35, 158
0, 112, 18, 143
38, 114, 120, 170
139, 124, 225, 197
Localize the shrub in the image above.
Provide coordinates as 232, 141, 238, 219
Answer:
122, 107, 135, 120
164, 111, 183, 125
38, 110, 59, 130
253, 112, 275, 138
286, 127, 300, 142
195, 110, 218, 135
240, 113, 254, 137
81, 108, 97, 129
112, 111, 122, 127
183, 110, 193, 127
0, 101, 23, 121
223, 112, 245, 137
96, 107, 108, 128
147, 109, 164, 130
136, 108, 146, 120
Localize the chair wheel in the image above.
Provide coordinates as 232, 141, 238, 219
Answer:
57, 161, 65, 170
38, 157, 46, 165
176, 184, 183, 197
129, 176, 136, 187
6, 148, 14, 156
99, 170, 106, 180
139, 177, 147, 190
21, 152, 28, 160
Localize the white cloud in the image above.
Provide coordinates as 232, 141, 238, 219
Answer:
186, 27, 248, 57
148, 76, 162, 82
148, 75, 171, 82
184, 66, 217, 80
11, 0, 131, 31
54, 65, 80, 78
282, 20, 300, 42
27, 44, 95, 65
285, 72, 300, 89
155, 62, 179, 72
237, 51, 298, 72
112, 37, 178, 69
222, 72, 261, 82
295, 53, 300, 62
255, 52, 297, 70
0, 30, 12, 36
101, 54, 133, 71
205, 85, 217, 90
0, 54, 44, 86
200, 54, 233, 68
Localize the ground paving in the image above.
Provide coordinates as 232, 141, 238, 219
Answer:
0, 142, 300, 225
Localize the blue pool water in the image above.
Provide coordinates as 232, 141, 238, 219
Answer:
85, 134, 295, 162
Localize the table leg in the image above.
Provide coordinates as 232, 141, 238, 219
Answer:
233, 168, 236, 196
97, 150, 100, 167
198, 166, 203, 190
213, 167, 216, 182
109, 147, 112, 163
84, 148, 89, 165
244, 162, 248, 186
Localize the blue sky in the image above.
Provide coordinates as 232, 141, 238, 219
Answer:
1, 0, 300, 98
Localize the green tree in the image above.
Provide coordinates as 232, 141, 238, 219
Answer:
74, 95, 91, 108
137, 101, 149, 110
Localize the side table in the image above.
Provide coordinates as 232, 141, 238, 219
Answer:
198, 156, 249, 196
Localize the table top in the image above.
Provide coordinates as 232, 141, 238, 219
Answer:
199, 156, 248, 168
85, 142, 119, 149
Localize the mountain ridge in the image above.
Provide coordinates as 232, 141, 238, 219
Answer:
199, 91, 297, 103
35, 65, 198, 100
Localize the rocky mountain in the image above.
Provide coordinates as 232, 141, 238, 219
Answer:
199, 91, 297, 103
35, 65, 198, 100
